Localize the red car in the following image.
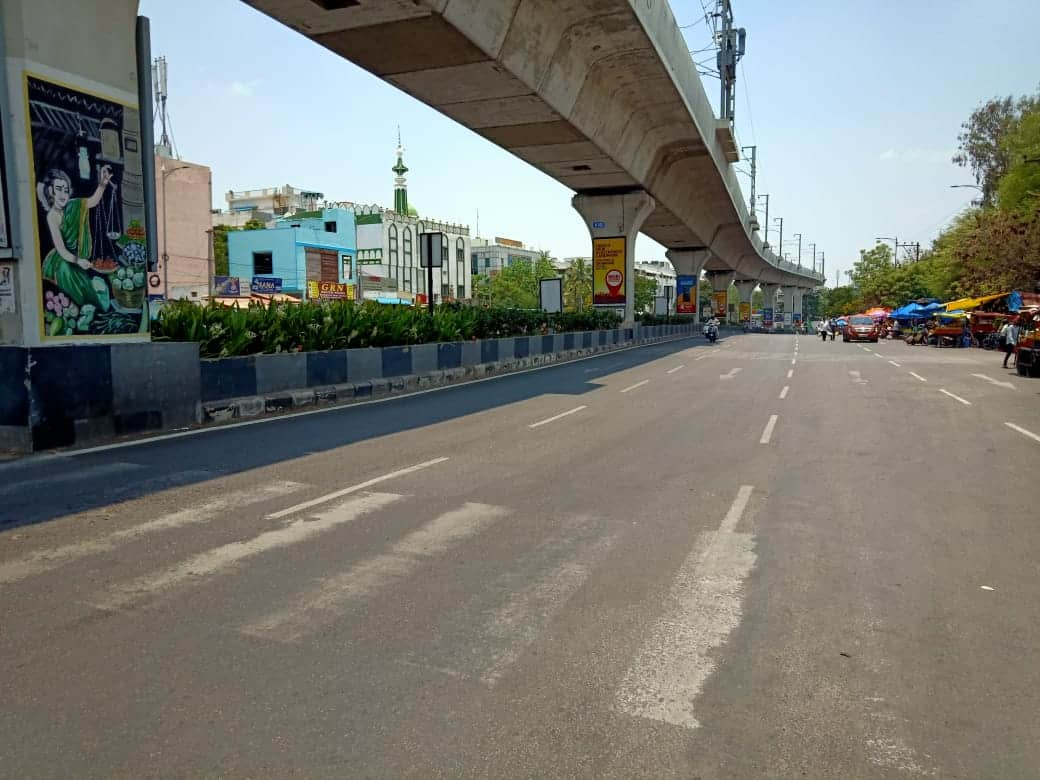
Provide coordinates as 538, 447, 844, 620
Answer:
844, 314, 879, 343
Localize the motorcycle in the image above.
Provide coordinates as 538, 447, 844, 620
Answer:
703, 323, 718, 343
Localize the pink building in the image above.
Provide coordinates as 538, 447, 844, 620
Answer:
154, 154, 213, 301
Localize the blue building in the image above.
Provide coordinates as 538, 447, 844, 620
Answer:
228, 207, 357, 297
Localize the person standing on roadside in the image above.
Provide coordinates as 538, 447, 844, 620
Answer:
1001, 318, 1020, 368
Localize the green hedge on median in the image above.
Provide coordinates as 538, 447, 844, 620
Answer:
152, 299, 623, 358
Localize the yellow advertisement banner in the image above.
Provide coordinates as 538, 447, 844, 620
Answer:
593, 237, 626, 305
713, 290, 728, 317
739, 302, 751, 321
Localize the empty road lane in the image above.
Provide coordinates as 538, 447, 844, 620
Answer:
1, 333, 1037, 777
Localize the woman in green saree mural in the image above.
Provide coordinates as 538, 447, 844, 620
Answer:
37, 165, 113, 310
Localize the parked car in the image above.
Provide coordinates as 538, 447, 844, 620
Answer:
843, 314, 879, 343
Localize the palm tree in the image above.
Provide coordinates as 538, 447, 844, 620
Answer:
563, 257, 592, 312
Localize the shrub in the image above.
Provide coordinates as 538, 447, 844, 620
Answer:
153, 300, 622, 358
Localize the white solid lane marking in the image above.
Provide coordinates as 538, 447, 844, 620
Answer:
620, 379, 650, 393
939, 389, 972, 406
245, 503, 507, 641
760, 415, 778, 444
0, 462, 145, 498
89, 492, 402, 611
908, 372, 927, 382
1005, 422, 1040, 444
971, 373, 1015, 390
0, 481, 304, 585
528, 405, 587, 429
666, 364, 686, 374
719, 368, 743, 380
616, 485, 755, 729
779, 386, 789, 399
888, 360, 902, 367
864, 347, 872, 352
787, 369, 794, 379
268, 457, 448, 520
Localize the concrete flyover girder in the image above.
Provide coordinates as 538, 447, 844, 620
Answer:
242, 0, 824, 288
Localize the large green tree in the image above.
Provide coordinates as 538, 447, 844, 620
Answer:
953, 86, 1040, 205
211, 219, 268, 276
997, 107, 1040, 212
481, 256, 560, 309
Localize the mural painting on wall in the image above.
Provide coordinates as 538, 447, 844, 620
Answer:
26, 74, 149, 338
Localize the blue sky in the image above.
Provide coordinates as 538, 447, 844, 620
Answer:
140, 0, 1040, 288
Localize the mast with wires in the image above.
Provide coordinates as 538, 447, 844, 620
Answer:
714, 1, 746, 123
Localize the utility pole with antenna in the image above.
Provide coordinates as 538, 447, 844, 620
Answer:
715, 0, 746, 123
741, 144, 757, 229
152, 56, 173, 158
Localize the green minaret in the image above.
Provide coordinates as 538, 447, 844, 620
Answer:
393, 128, 409, 215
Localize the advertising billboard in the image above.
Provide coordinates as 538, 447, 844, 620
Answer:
675, 274, 697, 314
593, 237, 626, 306
712, 290, 727, 318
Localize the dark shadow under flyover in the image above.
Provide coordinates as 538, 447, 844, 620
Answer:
0, 334, 730, 529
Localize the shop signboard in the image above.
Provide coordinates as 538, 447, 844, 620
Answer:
675, 274, 697, 314
307, 280, 353, 301
593, 236, 626, 306
213, 276, 240, 296
250, 277, 282, 294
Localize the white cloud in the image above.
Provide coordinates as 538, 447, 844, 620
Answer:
878, 147, 954, 164
228, 79, 261, 97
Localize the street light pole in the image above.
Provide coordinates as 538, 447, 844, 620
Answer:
793, 233, 803, 268
875, 235, 899, 266
809, 242, 816, 273
773, 217, 783, 260
756, 194, 769, 247
160, 162, 190, 301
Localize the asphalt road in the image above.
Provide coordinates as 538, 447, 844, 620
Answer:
1, 332, 1038, 778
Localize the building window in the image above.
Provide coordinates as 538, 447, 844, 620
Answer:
253, 251, 273, 275
404, 268, 412, 293
388, 224, 398, 280
457, 284, 465, 299
442, 283, 451, 299
324, 221, 337, 233
403, 226, 412, 268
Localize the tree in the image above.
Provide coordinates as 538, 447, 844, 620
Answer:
633, 272, 658, 313
242, 219, 267, 231
953, 86, 1040, 206
472, 273, 493, 306
821, 285, 861, 318
997, 107, 1040, 212
563, 257, 591, 312
212, 224, 233, 276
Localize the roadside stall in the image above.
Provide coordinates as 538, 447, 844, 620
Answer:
1014, 308, 1040, 377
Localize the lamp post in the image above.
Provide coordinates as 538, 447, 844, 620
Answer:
161, 162, 190, 301
773, 216, 783, 260
875, 235, 898, 265
756, 194, 769, 248
808, 242, 816, 273
793, 233, 803, 268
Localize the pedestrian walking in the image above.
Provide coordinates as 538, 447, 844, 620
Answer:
1001, 319, 1020, 368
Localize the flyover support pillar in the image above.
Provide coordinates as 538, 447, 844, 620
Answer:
572, 191, 656, 327
705, 271, 735, 322
733, 280, 757, 325
760, 283, 780, 328
665, 249, 711, 321
781, 285, 800, 329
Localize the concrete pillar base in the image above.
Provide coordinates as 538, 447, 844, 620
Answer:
572, 191, 656, 327
665, 249, 711, 320
734, 279, 757, 324
760, 283, 780, 327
